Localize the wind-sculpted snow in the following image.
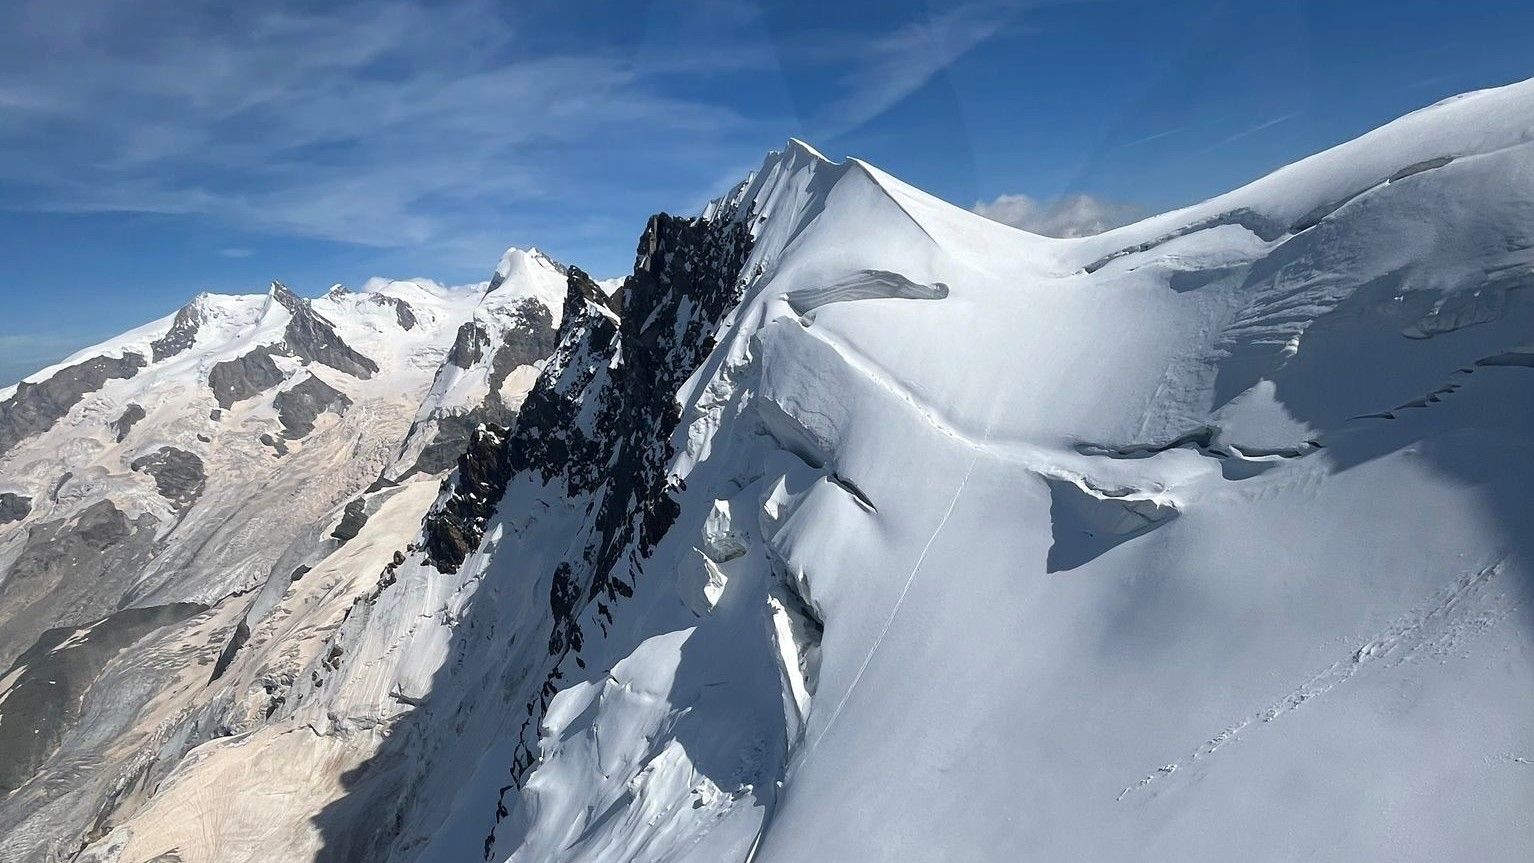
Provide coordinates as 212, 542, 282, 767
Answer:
1043, 477, 1180, 572
782, 269, 948, 316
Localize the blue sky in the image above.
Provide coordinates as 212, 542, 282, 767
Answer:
2, 0, 1531, 384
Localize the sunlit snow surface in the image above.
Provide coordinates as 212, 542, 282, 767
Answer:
465, 84, 1534, 862
49, 81, 1534, 862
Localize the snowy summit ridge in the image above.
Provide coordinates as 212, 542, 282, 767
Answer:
2, 80, 1534, 863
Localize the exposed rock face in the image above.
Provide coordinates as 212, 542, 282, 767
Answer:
209, 346, 287, 409
330, 496, 369, 542
485, 301, 557, 403
259, 431, 289, 456
406, 412, 486, 476
419, 268, 619, 570
446, 321, 491, 369
274, 373, 352, 438
272, 282, 379, 379
403, 211, 754, 861
422, 422, 512, 571
150, 300, 203, 362
0, 491, 31, 524
370, 293, 418, 329
207, 617, 251, 682
0, 352, 147, 457
409, 300, 560, 477
112, 403, 146, 442
130, 446, 207, 513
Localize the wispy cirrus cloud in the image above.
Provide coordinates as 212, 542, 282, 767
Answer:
805, 2, 1024, 139
1196, 112, 1300, 154
0, 0, 769, 262
0, 0, 1050, 273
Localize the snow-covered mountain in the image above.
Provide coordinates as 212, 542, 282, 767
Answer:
0, 254, 565, 861
7, 78, 1534, 862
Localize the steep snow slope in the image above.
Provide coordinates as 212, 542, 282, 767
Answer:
43, 79, 1534, 863
373, 84, 1528, 862
0, 253, 564, 862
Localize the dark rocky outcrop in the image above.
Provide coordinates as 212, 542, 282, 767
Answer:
49, 472, 72, 502
0, 353, 147, 458
259, 432, 289, 457
369, 294, 417, 330
209, 346, 286, 409
407, 413, 487, 477
130, 447, 206, 513
271, 282, 379, 379
407, 301, 560, 477
112, 403, 146, 442
331, 496, 369, 542
208, 618, 251, 683
150, 301, 203, 362
0, 492, 30, 524
447, 322, 491, 369
487, 302, 558, 392
444, 211, 752, 584
421, 423, 512, 570
479, 211, 754, 854
321, 206, 753, 861
274, 374, 352, 438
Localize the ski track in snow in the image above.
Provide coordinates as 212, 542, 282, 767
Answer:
803, 405, 997, 759
1117, 557, 1513, 802
792, 312, 1193, 758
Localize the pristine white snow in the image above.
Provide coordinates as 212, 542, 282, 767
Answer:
23, 79, 1534, 863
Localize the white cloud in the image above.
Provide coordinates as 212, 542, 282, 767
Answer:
972, 193, 1143, 237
